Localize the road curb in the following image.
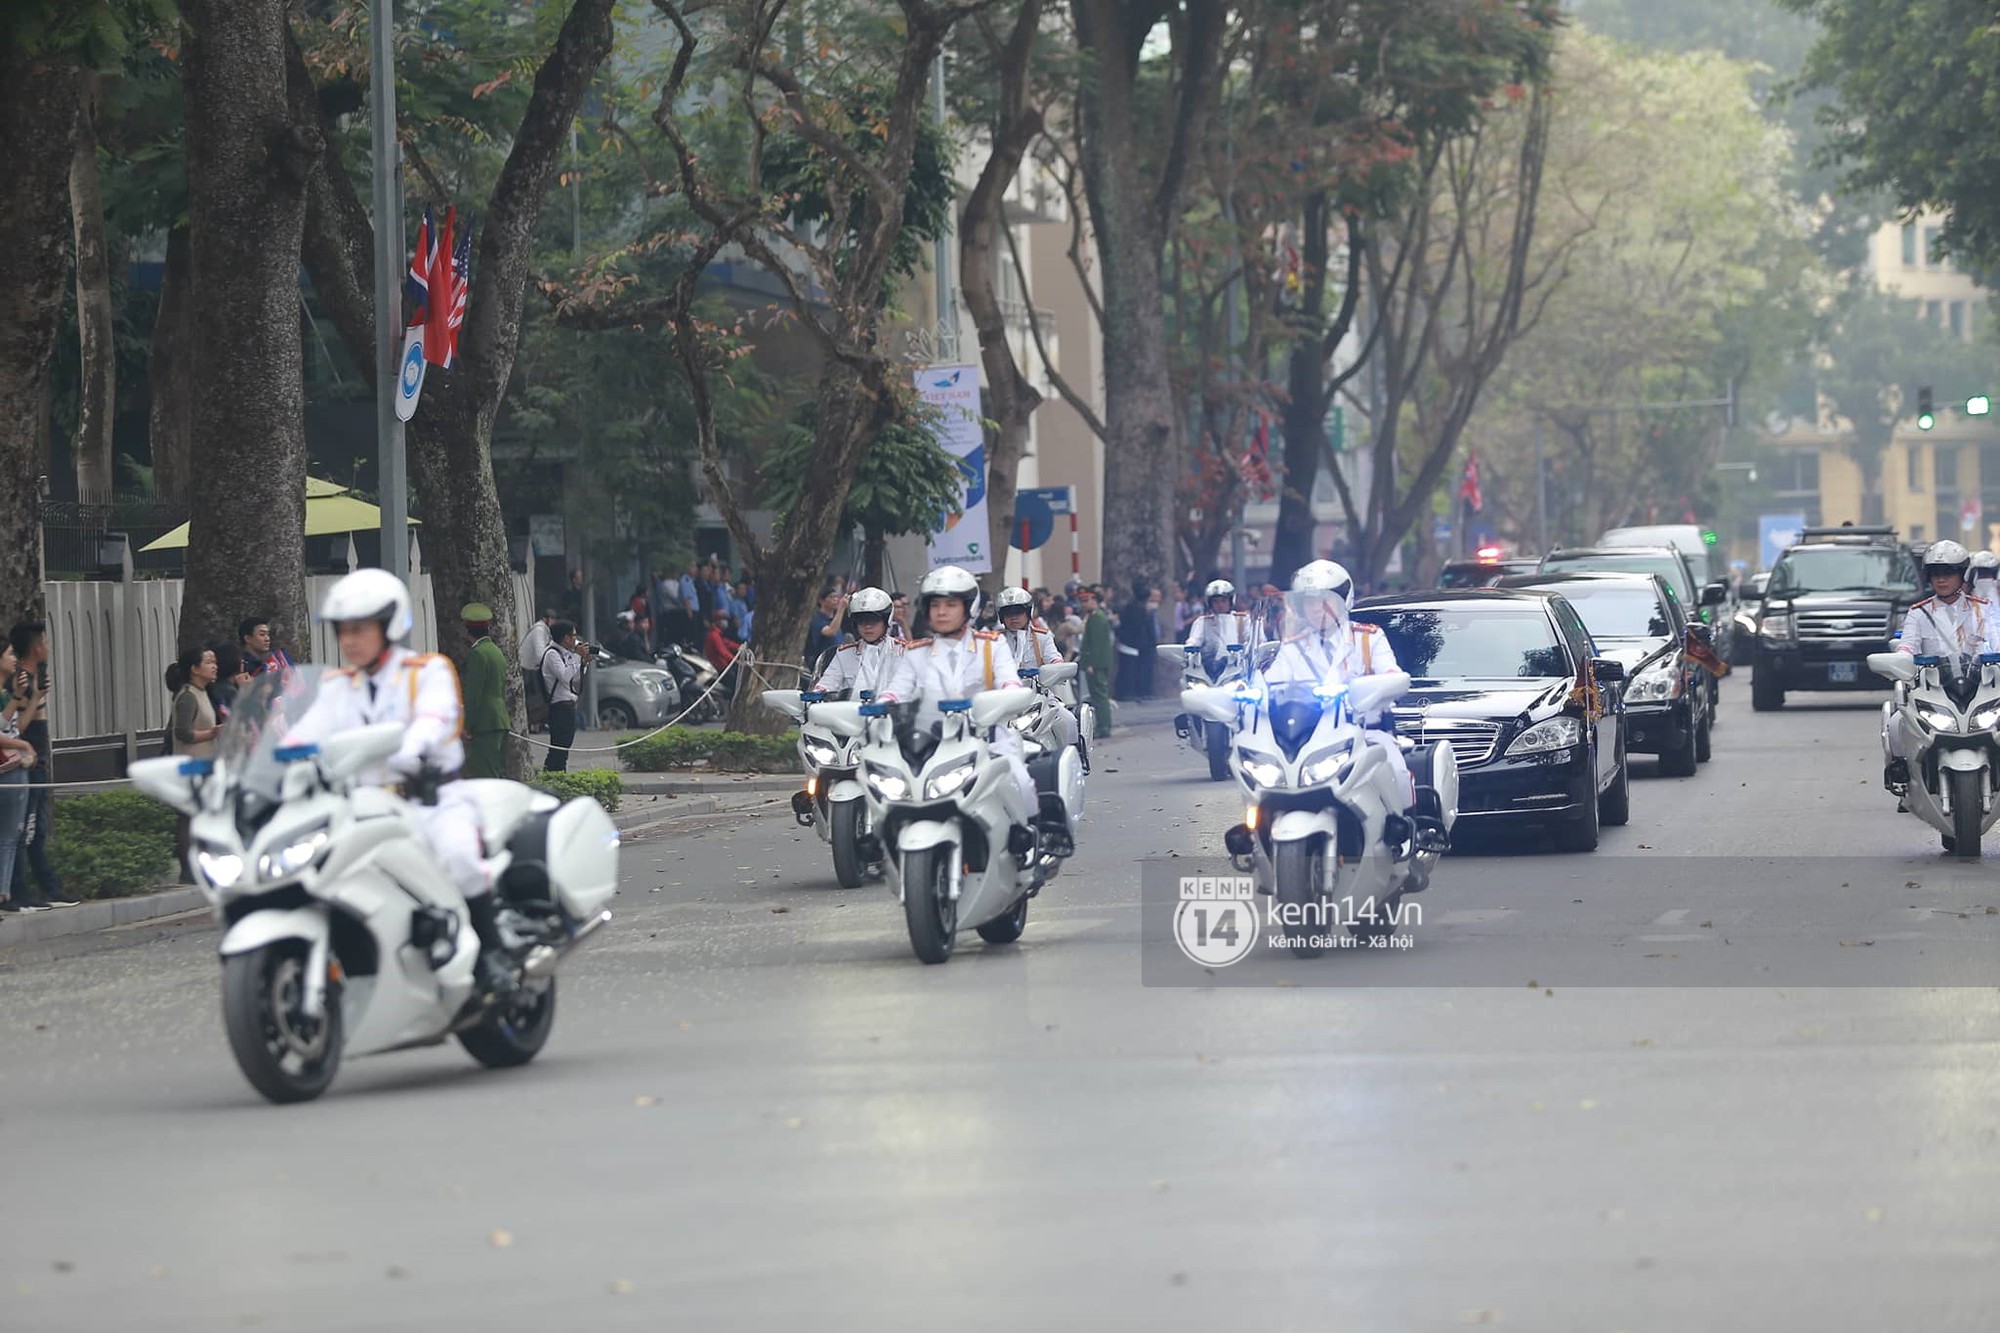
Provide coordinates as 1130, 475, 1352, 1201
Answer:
0, 886, 210, 953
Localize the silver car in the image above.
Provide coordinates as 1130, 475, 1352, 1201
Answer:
589, 649, 684, 729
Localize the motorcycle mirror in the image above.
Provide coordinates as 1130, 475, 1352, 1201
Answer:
760, 689, 807, 722
971, 688, 1037, 730
1348, 671, 1412, 715
316, 722, 406, 786
1868, 652, 1918, 683
1182, 687, 1238, 725
129, 754, 201, 816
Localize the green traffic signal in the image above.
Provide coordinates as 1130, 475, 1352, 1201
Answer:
1919, 412, 1937, 431
1918, 385, 1935, 430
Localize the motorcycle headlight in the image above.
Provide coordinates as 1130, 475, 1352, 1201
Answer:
865, 766, 909, 801
195, 848, 244, 888
256, 824, 330, 881
1760, 612, 1794, 641
1299, 744, 1353, 786
1240, 756, 1284, 788
1916, 704, 1960, 732
802, 738, 840, 767
1625, 663, 1680, 703
924, 757, 979, 800
1973, 705, 2000, 731
1507, 716, 1582, 756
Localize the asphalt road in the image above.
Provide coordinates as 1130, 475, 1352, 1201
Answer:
7, 685, 2000, 1331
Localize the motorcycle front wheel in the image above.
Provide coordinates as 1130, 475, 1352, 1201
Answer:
900, 846, 958, 964
1205, 722, 1231, 782
457, 978, 557, 1068
830, 799, 870, 889
1951, 768, 1984, 859
1272, 839, 1328, 959
222, 942, 344, 1104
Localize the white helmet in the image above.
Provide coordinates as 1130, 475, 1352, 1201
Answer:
1204, 579, 1235, 602
1286, 560, 1355, 633
996, 586, 1035, 613
847, 586, 893, 616
918, 564, 982, 622
1924, 540, 1972, 576
318, 568, 414, 643
1972, 550, 2000, 578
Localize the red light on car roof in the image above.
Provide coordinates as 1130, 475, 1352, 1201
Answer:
1476, 546, 1503, 561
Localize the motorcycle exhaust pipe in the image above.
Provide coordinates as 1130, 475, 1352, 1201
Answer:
523, 908, 613, 979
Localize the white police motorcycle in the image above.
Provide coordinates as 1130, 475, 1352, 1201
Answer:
1183, 672, 1456, 958
128, 667, 618, 1103
834, 690, 1072, 963
1870, 649, 2000, 857
1162, 639, 1252, 780
763, 687, 880, 888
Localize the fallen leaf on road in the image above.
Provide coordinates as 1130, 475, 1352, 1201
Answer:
1530, 1101, 1545, 1112
149, 1266, 169, 1279
51, 1261, 73, 1274
1864, 1207, 1884, 1223
610, 1279, 636, 1295
386, 1266, 409, 1280
1636, 844, 1652, 850
1545, 988, 1554, 997
1602, 1208, 1626, 1222
1461, 1308, 1500, 1324
1169, 1272, 1188, 1286
1579, 1098, 1598, 1110
1527, 979, 1539, 988
1152, 1180, 1171, 1193
771, 906, 789, 913
1700, 920, 1713, 928
676, 1020, 693, 1031
634, 1096, 659, 1108
488, 1230, 513, 1249
1632, 1037, 1652, 1047
784, 1117, 805, 1130
1988, 907, 1998, 915
1838, 940, 1874, 947
1643, 953, 1678, 959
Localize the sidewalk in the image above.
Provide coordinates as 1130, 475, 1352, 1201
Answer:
0, 783, 788, 960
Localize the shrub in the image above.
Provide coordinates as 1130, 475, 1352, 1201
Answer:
49, 791, 179, 899
622, 727, 799, 774
530, 769, 623, 813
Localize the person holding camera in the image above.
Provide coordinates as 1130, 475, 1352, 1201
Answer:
540, 621, 590, 772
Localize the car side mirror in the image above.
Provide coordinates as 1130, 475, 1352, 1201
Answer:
1688, 623, 1713, 646
1590, 658, 1626, 683
1701, 582, 1727, 607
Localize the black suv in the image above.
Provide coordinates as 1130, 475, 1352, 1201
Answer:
1747, 527, 1922, 710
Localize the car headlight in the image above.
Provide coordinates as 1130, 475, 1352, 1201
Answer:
924, 757, 979, 800
195, 849, 244, 888
802, 738, 840, 767
1240, 756, 1284, 788
257, 825, 330, 881
1916, 704, 1960, 732
634, 672, 668, 694
1625, 663, 1679, 703
1760, 612, 1794, 641
1507, 716, 1583, 756
865, 767, 909, 801
1299, 744, 1352, 786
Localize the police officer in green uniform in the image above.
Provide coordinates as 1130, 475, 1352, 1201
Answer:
460, 603, 512, 779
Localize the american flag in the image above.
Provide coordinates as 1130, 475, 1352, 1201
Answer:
1458, 452, 1483, 513
443, 218, 471, 369
405, 206, 436, 329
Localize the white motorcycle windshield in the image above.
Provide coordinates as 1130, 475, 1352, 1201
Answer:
211, 663, 338, 808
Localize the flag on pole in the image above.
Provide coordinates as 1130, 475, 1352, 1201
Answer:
405, 205, 436, 329
1458, 452, 1483, 513
442, 217, 471, 369
423, 207, 455, 367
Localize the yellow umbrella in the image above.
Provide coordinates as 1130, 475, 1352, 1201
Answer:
140, 479, 418, 552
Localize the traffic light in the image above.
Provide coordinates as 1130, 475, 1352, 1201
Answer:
1969, 394, 1992, 417
1918, 385, 1936, 431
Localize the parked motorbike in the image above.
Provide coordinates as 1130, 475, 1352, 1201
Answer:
837, 690, 1063, 964
1184, 672, 1456, 958
764, 688, 880, 888
656, 643, 724, 722
1870, 649, 2000, 857
128, 667, 618, 1103
1161, 640, 1250, 780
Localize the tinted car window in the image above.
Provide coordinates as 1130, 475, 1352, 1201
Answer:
1767, 548, 1919, 596
1544, 584, 1671, 640
1354, 607, 1572, 680
1541, 552, 1693, 604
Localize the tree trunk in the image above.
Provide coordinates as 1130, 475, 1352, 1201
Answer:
862, 525, 886, 588
0, 49, 86, 625
70, 80, 117, 502
147, 226, 194, 505
179, 0, 321, 656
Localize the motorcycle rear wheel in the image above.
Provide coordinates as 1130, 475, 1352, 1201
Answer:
901, 846, 958, 964
1272, 839, 1328, 959
222, 942, 344, 1104
457, 977, 557, 1068
1950, 769, 1984, 860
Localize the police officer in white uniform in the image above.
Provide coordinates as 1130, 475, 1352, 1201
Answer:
812, 587, 904, 699
1261, 560, 1416, 812
1183, 579, 1253, 675
1971, 549, 2000, 600
1884, 541, 2000, 797
285, 569, 517, 996
994, 586, 1078, 748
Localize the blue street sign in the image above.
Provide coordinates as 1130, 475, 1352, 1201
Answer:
1011, 490, 1056, 550
1759, 512, 1806, 568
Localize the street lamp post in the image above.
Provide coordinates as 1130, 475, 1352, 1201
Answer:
369, 0, 409, 586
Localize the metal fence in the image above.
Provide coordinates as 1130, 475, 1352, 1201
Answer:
41, 492, 190, 578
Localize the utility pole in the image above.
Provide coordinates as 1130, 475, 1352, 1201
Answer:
369, 0, 408, 585
930, 52, 957, 364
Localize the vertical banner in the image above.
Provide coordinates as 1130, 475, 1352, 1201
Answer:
916, 364, 991, 574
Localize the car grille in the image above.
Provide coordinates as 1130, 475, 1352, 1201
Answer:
1795, 606, 1891, 640
1391, 714, 1502, 769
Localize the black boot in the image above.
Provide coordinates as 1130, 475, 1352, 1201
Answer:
465, 893, 519, 998
1035, 793, 1075, 858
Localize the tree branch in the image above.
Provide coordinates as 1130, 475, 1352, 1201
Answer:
1005, 217, 1106, 441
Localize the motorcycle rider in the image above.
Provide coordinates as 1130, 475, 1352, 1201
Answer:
1261, 560, 1431, 842
812, 587, 905, 699
1972, 549, 2000, 599
880, 566, 1074, 858
1884, 540, 2000, 798
1183, 579, 1253, 671
283, 569, 518, 997
994, 585, 1079, 749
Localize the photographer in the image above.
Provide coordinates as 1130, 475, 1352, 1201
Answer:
540, 621, 590, 772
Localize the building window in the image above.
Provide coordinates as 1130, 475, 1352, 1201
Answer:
1937, 445, 1960, 489
1925, 225, 1943, 265
1902, 223, 1919, 266
1911, 524, 1927, 543
1909, 445, 1924, 493
1951, 301, 1966, 338
1926, 299, 1944, 326
1770, 449, 1821, 526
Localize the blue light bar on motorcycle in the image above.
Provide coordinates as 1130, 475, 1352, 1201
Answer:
939, 699, 974, 713
1020, 667, 1040, 678
1314, 684, 1349, 703
801, 691, 826, 703
1232, 686, 1264, 704
1226, 643, 1244, 652
858, 691, 875, 702
178, 757, 214, 776
1915, 655, 1942, 665
1982, 654, 2000, 665
274, 743, 319, 763
859, 702, 889, 717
